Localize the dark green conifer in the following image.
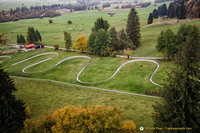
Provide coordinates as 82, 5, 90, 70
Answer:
177, 1, 186, 19
126, 7, 140, 48
152, 9, 159, 18
168, 2, 175, 18
17, 34, 20, 44
153, 25, 200, 133
147, 13, 153, 24
109, 27, 119, 51
92, 17, 110, 32
0, 65, 26, 133
161, 4, 167, 16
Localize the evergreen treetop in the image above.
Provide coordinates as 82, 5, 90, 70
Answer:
153, 25, 200, 133
126, 7, 141, 48
0, 65, 26, 133
92, 17, 110, 32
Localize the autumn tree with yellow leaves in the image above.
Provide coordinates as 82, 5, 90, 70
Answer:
73, 35, 87, 53
22, 105, 137, 133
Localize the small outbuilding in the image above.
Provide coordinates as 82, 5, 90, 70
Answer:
25, 44, 35, 49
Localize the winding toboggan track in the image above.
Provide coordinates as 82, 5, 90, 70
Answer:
1, 52, 163, 99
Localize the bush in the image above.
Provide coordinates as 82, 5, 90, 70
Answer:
48, 19, 53, 24
145, 88, 161, 96
124, 48, 132, 59
22, 106, 137, 133
67, 20, 72, 24
53, 43, 59, 50
112, 51, 117, 57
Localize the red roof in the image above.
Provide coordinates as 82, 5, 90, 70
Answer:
25, 44, 35, 48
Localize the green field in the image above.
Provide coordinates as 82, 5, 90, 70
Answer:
1, 2, 199, 56
1, 48, 174, 94
1, 0, 200, 129
14, 77, 159, 127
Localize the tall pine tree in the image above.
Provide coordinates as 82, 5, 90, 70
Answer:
27, 27, 35, 44
35, 30, 42, 42
152, 9, 159, 18
177, 0, 186, 19
147, 13, 153, 24
168, 2, 175, 18
126, 7, 140, 48
17, 35, 20, 44
20, 35, 26, 44
109, 27, 119, 51
161, 4, 168, 16
64, 31, 72, 51
153, 25, 200, 133
0, 65, 26, 133
92, 17, 110, 32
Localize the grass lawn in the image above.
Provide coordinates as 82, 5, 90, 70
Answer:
14, 77, 159, 128
2, 48, 174, 94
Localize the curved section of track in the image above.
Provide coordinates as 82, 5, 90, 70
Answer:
3, 52, 162, 87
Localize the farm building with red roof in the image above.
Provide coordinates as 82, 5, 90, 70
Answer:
25, 44, 35, 49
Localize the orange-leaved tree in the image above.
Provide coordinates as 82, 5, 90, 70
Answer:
73, 35, 87, 53
22, 105, 137, 133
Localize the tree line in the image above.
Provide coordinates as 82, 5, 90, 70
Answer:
58, 7, 140, 57
0, 3, 93, 22
0, 32, 9, 44
156, 24, 199, 60
149, 0, 200, 23
17, 27, 42, 45
153, 24, 200, 132
154, 0, 173, 3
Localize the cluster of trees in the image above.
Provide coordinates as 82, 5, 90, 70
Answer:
0, 65, 27, 133
102, 3, 111, 8
0, 5, 61, 22
22, 105, 137, 133
0, 32, 9, 44
135, 2, 151, 8
121, 4, 132, 9
54, 8, 140, 57
17, 35, 26, 45
121, 2, 151, 9
150, 0, 200, 21
154, 0, 173, 3
0, 2, 98, 22
153, 25, 200, 132
156, 24, 199, 60
87, 8, 140, 56
185, 0, 200, 18
27, 27, 42, 44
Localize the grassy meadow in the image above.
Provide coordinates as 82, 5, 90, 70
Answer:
1, 0, 200, 129
1, 48, 174, 94
14, 77, 159, 127
1, 1, 199, 56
